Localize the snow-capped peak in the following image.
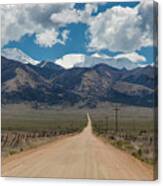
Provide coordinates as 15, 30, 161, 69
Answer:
1, 48, 40, 65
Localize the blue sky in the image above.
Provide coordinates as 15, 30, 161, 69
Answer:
5, 23, 89, 61
2, 1, 156, 66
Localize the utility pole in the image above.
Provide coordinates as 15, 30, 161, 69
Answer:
105, 116, 109, 130
114, 105, 120, 133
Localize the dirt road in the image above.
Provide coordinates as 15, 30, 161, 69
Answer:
2, 113, 154, 180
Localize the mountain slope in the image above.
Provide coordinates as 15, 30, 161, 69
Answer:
52, 64, 154, 107
1, 57, 51, 104
1, 56, 156, 107
33, 61, 65, 79
121, 66, 157, 89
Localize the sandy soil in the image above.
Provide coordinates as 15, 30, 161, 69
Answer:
2, 113, 154, 180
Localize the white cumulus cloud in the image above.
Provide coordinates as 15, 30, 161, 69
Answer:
55, 54, 85, 69
50, 9, 81, 25
50, 3, 99, 25
55, 52, 146, 70
35, 29, 59, 48
1, 4, 73, 47
114, 52, 146, 63
91, 53, 112, 59
60, 30, 70, 45
1, 1, 156, 52
88, 0, 155, 52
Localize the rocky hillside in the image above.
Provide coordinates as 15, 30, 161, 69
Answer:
1, 56, 157, 107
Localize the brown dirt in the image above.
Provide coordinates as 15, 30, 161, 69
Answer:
1, 113, 154, 180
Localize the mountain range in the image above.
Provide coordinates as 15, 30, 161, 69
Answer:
1, 54, 157, 108
2, 48, 146, 70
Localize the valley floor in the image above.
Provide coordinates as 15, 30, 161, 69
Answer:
2, 113, 154, 180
